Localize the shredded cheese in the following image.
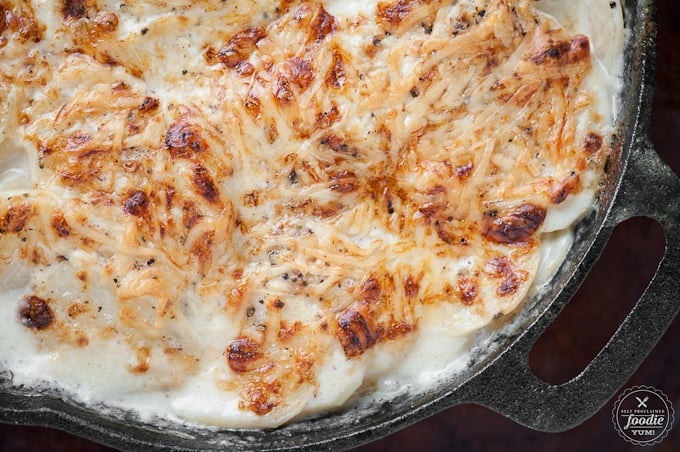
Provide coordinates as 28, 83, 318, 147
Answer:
0, 0, 622, 427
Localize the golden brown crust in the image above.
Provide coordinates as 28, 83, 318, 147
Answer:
0, 0, 612, 421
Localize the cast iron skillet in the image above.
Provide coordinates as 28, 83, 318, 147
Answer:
1, 0, 678, 450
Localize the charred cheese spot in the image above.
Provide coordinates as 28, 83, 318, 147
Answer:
285, 57, 314, 90
336, 305, 376, 358
1, 200, 34, 234
284, 199, 343, 218
182, 201, 203, 229
0, 2, 42, 43
325, 49, 346, 89
62, 0, 86, 20
583, 132, 604, 155
227, 337, 262, 373
138, 96, 159, 113
215, 27, 267, 68
484, 257, 526, 297
50, 212, 72, 237
530, 35, 590, 66
165, 121, 208, 158
235, 60, 255, 76
123, 191, 150, 217
190, 164, 220, 204
272, 74, 295, 105
243, 91, 262, 118
329, 171, 357, 193
360, 276, 382, 302
377, 0, 419, 27
293, 2, 336, 43
18, 296, 53, 330
483, 204, 547, 244
315, 103, 341, 129
549, 173, 581, 204
457, 277, 478, 305
309, 5, 336, 42
321, 134, 352, 154
454, 162, 474, 180
93, 10, 119, 33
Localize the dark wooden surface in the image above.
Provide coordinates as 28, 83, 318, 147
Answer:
2, 1, 679, 450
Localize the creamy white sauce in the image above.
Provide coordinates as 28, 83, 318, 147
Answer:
0, 0, 625, 428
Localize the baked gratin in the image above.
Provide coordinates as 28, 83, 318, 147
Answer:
0, 0, 623, 427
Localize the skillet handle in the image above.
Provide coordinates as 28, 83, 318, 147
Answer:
461, 138, 680, 432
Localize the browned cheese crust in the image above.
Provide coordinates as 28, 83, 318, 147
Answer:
0, 0, 608, 418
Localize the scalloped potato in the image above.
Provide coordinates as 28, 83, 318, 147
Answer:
0, 0, 623, 427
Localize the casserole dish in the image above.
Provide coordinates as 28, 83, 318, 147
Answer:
0, 0, 678, 449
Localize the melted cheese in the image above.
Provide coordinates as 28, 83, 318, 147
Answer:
0, 0, 623, 428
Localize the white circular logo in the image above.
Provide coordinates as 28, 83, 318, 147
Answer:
612, 385, 675, 446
